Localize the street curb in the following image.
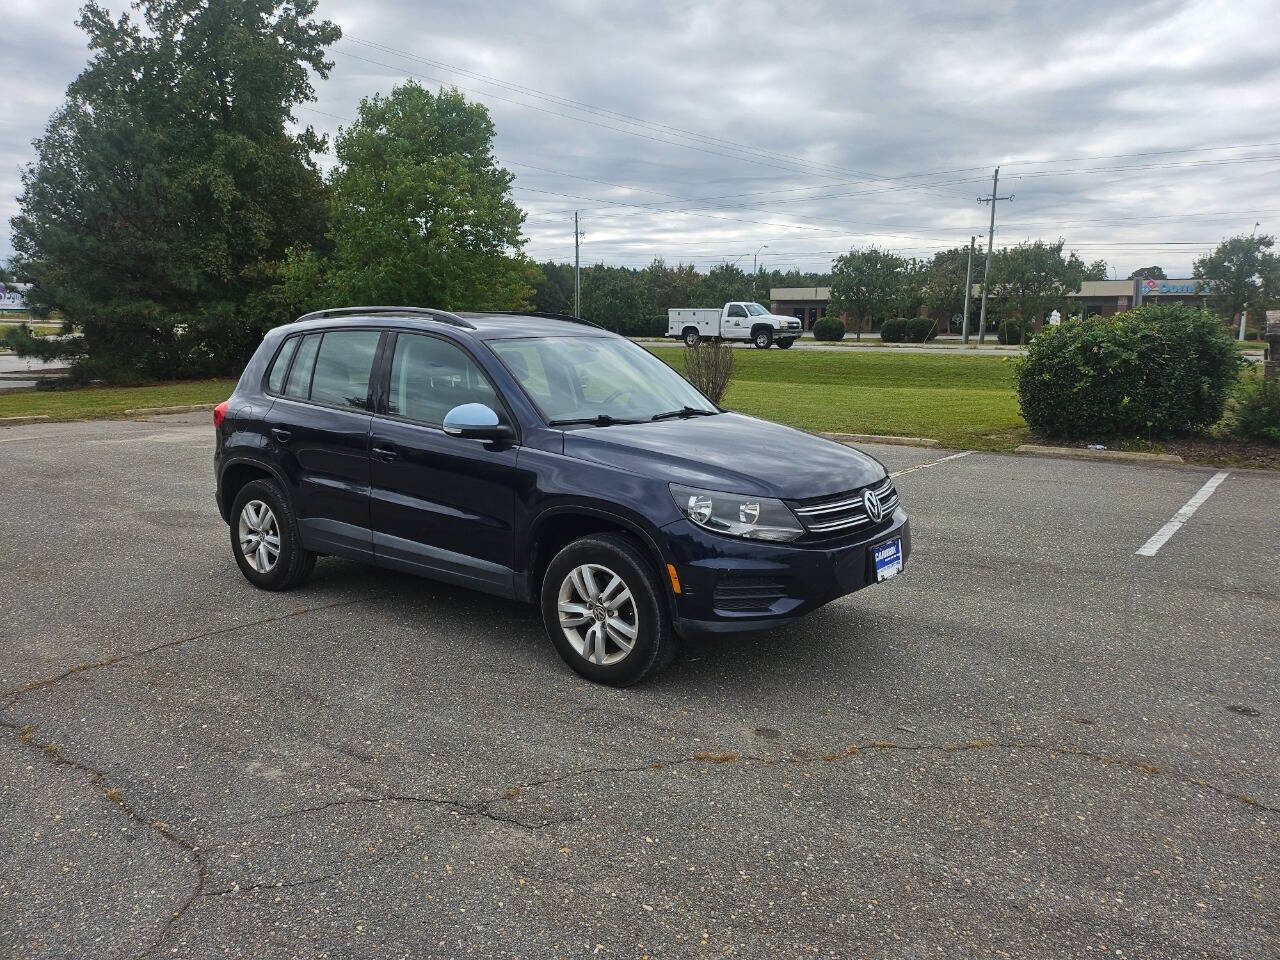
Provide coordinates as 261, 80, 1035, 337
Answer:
1014, 443, 1183, 464
824, 432, 939, 448
0, 415, 51, 426
122, 403, 217, 416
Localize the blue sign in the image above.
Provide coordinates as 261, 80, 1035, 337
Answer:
1143, 279, 1211, 296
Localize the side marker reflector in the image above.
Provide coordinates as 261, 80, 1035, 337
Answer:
666, 563, 682, 594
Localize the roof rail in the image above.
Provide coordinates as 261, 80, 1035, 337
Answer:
506, 311, 604, 329
294, 306, 476, 329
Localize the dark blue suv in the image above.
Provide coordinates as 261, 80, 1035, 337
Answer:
213, 307, 910, 685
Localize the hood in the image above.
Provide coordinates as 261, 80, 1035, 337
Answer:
561, 412, 885, 499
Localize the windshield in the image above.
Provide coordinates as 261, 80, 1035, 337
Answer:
744, 303, 770, 316
488, 336, 717, 425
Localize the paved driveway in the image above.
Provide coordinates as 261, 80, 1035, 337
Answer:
1, 414, 1276, 958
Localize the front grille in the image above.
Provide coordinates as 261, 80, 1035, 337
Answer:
713, 576, 789, 612
789, 476, 899, 537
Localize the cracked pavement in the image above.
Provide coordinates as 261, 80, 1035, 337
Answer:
0, 413, 1276, 958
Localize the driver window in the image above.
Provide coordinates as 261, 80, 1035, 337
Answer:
727, 304, 747, 318
387, 334, 504, 426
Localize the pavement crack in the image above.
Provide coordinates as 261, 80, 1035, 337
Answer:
2, 595, 381, 709
0, 718, 209, 960
491, 738, 1277, 816
201, 833, 429, 899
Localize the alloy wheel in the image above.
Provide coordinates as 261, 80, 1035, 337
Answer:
238, 499, 281, 573
557, 563, 639, 665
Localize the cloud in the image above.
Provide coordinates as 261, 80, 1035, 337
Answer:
3, 0, 1279, 277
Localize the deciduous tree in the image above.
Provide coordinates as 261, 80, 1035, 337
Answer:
986, 240, 1088, 344
828, 248, 908, 339
1128, 265, 1166, 280
318, 83, 537, 312
1193, 234, 1279, 334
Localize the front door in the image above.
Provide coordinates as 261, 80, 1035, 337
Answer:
369, 332, 520, 597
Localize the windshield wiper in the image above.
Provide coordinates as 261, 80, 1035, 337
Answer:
547, 414, 642, 427
650, 406, 718, 422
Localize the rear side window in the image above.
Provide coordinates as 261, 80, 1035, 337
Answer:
387, 334, 503, 425
309, 330, 382, 410
266, 336, 299, 394
284, 333, 321, 399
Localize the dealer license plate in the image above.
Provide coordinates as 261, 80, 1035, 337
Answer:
872, 538, 903, 582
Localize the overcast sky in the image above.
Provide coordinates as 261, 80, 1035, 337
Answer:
2, 0, 1279, 277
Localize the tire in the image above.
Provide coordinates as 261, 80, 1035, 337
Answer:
540, 532, 675, 686
776, 338, 794, 349
683, 327, 700, 347
229, 478, 316, 591
753, 328, 773, 349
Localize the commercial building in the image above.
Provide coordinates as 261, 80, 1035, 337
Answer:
769, 287, 830, 329
771, 278, 1216, 332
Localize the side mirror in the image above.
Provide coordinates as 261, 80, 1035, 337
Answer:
442, 403, 514, 441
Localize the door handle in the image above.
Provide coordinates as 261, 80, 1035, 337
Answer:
372, 444, 399, 462
271, 427, 292, 443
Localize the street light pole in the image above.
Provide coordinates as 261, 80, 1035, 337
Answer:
753, 243, 769, 274
962, 235, 975, 344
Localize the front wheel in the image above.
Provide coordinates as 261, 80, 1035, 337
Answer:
753, 329, 773, 349
540, 533, 675, 686
683, 327, 700, 347
776, 338, 795, 349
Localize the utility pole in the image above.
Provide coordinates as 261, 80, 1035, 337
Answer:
574, 211, 581, 319
1241, 221, 1260, 340
976, 167, 1013, 344
962, 235, 975, 344
754, 243, 769, 274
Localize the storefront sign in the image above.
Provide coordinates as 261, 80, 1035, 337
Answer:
1142, 278, 1212, 296
0, 283, 28, 312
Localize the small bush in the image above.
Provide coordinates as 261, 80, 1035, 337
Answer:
906, 317, 938, 342
1231, 375, 1280, 442
998, 318, 1030, 345
812, 315, 845, 341
879, 317, 909, 342
683, 339, 734, 404
1016, 304, 1241, 439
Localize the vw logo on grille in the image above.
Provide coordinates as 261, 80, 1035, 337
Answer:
863, 488, 883, 523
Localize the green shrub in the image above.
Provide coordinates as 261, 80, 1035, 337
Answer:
812, 315, 845, 341
879, 317, 909, 342
998, 318, 1030, 345
1016, 304, 1241, 439
1231, 375, 1280, 442
906, 317, 938, 342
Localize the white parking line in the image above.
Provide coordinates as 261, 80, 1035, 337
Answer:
1135, 471, 1230, 557
890, 450, 972, 479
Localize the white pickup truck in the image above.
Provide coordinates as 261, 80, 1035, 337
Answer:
667, 302, 803, 349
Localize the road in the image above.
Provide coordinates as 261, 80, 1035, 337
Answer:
635, 336, 1268, 360
1, 414, 1276, 958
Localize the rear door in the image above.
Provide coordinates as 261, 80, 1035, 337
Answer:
267, 328, 383, 558
368, 332, 520, 596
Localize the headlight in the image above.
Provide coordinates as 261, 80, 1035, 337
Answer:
670, 483, 803, 542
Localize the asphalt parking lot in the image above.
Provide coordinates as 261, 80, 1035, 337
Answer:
1, 413, 1277, 959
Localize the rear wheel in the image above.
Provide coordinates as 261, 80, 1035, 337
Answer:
540, 533, 675, 686
683, 327, 700, 347
230, 478, 315, 590
753, 328, 773, 349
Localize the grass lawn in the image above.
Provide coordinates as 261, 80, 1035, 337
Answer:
650, 347, 1028, 450
0, 379, 236, 421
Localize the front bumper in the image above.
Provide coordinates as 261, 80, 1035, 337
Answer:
661, 508, 910, 638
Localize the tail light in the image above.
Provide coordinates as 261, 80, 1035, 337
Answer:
213, 400, 229, 428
